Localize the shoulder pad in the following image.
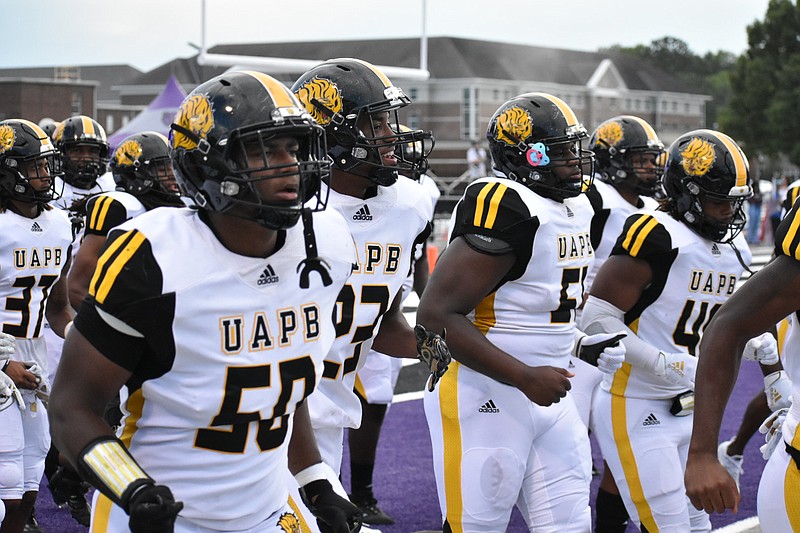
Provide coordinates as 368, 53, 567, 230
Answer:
612, 213, 672, 259
776, 199, 800, 259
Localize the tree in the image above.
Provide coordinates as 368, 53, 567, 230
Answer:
602, 37, 737, 129
723, 0, 800, 164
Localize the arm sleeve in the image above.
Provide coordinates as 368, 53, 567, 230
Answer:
580, 295, 660, 371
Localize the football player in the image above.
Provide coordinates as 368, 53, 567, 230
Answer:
348, 124, 439, 526
48, 71, 360, 533
51, 114, 115, 212
290, 58, 451, 528
0, 119, 74, 533
581, 129, 754, 532
416, 93, 626, 532
580, 115, 664, 533
68, 130, 184, 309
685, 179, 800, 533
44, 131, 189, 527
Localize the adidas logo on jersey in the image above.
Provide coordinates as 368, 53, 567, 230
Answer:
258, 264, 279, 286
642, 413, 661, 426
353, 205, 373, 221
30, 222, 43, 233
711, 243, 721, 256
564, 205, 574, 218
478, 399, 500, 413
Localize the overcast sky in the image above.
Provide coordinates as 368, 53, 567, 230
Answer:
5, 0, 771, 73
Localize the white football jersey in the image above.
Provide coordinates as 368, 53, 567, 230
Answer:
51, 172, 116, 212
773, 201, 800, 445
602, 210, 751, 400
74, 207, 355, 531
449, 177, 595, 369
0, 207, 72, 371
83, 190, 146, 238
308, 178, 433, 430
585, 179, 659, 291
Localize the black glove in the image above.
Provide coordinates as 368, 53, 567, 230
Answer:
302, 479, 362, 533
127, 483, 183, 533
415, 325, 452, 392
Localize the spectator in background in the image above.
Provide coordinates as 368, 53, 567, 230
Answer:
466, 139, 487, 179
746, 178, 763, 244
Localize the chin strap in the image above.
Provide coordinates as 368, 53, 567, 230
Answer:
297, 208, 332, 289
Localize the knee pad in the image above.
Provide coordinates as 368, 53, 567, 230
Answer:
462, 447, 522, 522
0, 456, 24, 500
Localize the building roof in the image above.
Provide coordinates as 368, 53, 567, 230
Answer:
0, 64, 142, 102
195, 36, 696, 93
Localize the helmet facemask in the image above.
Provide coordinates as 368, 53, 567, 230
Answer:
177, 120, 330, 231
319, 96, 420, 187
672, 179, 749, 243
490, 125, 595, 202
61, 141, 110, 189
601, 146, 664, 197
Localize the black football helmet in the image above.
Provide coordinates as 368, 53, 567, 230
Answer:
110, 131, 183, 208
590, 115, 664, 196
661, 129, 752, 243
292, 58, 433, 186
395, 124, 433, 181
170, 70, 329, 230
0, 119, 62, 206
53, 115, 110, 189
487, 92, 594, 201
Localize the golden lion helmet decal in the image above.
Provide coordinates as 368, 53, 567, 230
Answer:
495, 106, 532, 146
172, 94, 214, 151
0, 125, 14, 155
596, 120, 624, 148
114, 139, 143, 167
680, 137, 716, 177
277, 512, 301, 533
294, 77, 343, 126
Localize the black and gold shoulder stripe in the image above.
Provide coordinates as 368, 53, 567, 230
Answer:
776, 200, 800, 260
471, 181, 509, 229
85, 195, 128, 236
613, 213, 672, 259
89, 229, 148, 304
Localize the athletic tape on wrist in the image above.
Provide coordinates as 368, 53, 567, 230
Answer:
294, 462, 328, 488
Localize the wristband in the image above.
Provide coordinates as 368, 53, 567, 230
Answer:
77, 437, 153, 511
1, 360, 9, 373
294, 462, 327, 488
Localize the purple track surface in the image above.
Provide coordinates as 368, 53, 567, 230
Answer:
36, 358, 764, 532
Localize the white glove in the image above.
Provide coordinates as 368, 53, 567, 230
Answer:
759, 407, 788, 460
0, 371, 24, 413
575, 331, 627, 375
653, 352, 696, 389
24, 363, 50, 402
0, 332, 15, 359
743, 333, 780, 366
764, 371, 793, 412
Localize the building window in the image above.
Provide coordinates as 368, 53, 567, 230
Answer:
407, 112, 419, 130
71, 92, 82, 115
462, 87, 478, 139
684, 103, 690, 113
106, 115, 114, 133
493, 89, 499, 100
409, 87, 418, 100
672, 101, 678, 112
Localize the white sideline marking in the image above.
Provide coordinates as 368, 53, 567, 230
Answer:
712, 516, 760, 532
